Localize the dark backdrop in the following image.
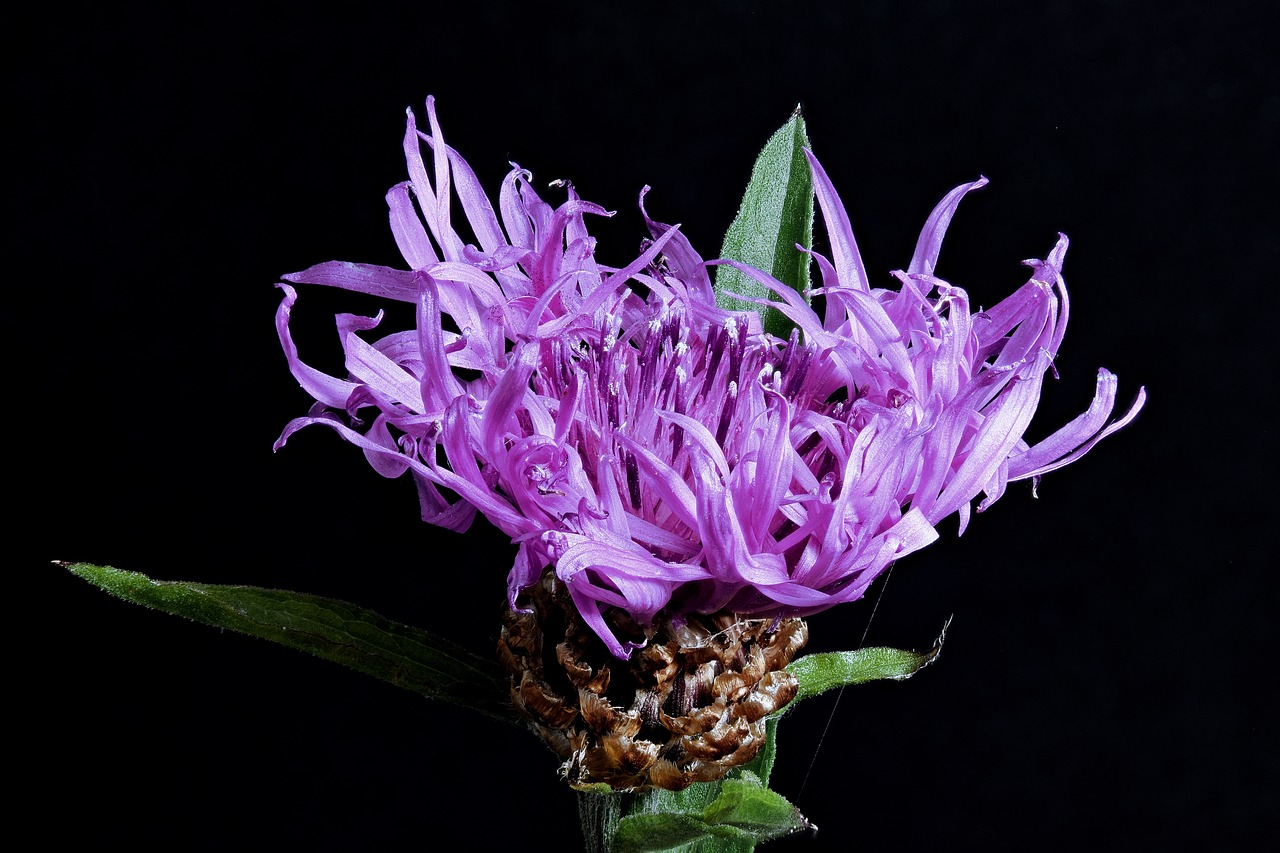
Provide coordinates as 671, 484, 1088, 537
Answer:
21, 2, 1274, 850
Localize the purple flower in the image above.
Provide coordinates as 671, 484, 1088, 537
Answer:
276, 97, 1145, 658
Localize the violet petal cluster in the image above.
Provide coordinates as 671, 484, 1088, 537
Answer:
276, 98, 1144, 657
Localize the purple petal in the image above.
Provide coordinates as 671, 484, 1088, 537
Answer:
907, 177, 988, 277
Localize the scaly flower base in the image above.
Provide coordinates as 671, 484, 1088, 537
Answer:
499, 571, 808, 791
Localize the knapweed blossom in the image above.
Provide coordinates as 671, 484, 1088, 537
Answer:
275, 99, 1143, 784
277, 97, 1144, 655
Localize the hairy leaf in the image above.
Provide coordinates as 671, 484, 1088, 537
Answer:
715, 108, 814, 337
60, 562, 513, 722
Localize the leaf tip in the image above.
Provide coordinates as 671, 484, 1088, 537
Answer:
894, 615, 951, 679
57, 560, 95, 578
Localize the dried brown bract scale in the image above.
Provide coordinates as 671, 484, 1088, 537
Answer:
497, 570, 808, 791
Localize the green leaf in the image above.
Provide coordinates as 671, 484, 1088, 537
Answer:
737, 716, 779, 787
612, 813, 746, 853
715, 106, 815, 338
59, 562, 514, 723
787, 621, 949, 706
612, 776, 810, 853
702, 778, 809, 841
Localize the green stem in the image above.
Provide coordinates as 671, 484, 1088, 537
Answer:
579, 790, 624, 853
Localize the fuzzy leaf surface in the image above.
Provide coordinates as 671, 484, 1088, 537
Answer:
60, 562, 513, 722
613, 775, 810, 853
787, 629, 947, 706
714, 109, 814, 337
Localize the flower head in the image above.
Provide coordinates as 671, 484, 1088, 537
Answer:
276, 97, 1145, 659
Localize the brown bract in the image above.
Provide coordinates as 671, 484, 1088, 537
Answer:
498, 572, 808, 791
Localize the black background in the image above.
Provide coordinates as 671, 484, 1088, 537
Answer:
20, 2, 1274, 850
